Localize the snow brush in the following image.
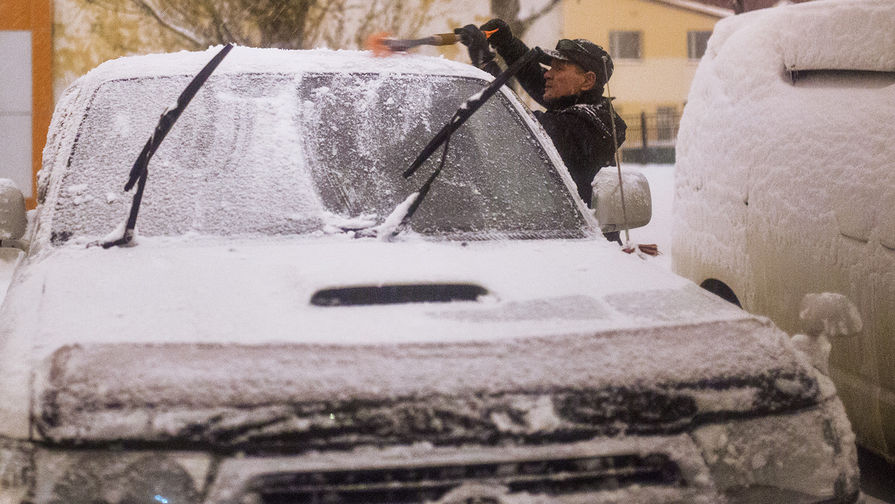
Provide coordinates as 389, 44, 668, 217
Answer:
366, 29, 498, 57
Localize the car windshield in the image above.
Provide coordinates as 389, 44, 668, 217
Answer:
50, 72, 587, 244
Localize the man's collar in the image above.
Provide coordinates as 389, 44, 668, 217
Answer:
545, 87, 604, 109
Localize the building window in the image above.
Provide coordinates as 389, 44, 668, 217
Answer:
609, 31, 642, 60
687, 31, 712, 60
656, 107, 678, 143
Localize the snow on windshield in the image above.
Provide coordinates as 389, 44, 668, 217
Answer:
48, 68, 586, 245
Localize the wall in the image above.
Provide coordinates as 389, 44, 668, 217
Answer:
563, 0, 724, 116
0, 1, 52, 207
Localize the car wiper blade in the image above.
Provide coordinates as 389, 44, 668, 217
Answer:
402, 47, 543, 179
372, 135, 452, 240
93, 43, 233, 249
376, 47, 541, 240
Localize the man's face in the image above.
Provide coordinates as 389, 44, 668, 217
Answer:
543, 60, 594, 101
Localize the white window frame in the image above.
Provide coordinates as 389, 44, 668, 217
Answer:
609, 31, 642, 60
687, 31, 712, 60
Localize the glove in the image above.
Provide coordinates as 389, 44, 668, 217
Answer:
480, 18, 513, 51
454, 24, 494, 69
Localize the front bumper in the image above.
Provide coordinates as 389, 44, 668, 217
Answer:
2, 401, 860, 504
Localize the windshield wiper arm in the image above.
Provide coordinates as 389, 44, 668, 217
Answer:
372, 134, 452, 240
377, 47, 542, 240
94, 43, 234, 249
402, 47, 543, 179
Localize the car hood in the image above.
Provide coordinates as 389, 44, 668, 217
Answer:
13, 236, 751, 346
1, 236, 820, 445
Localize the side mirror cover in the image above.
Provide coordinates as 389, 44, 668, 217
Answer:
800, 292, 862, 338
592, 168, 652, 233
792, 292, 862, 375
0, 179, 27, 242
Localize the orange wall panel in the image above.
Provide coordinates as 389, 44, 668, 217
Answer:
2, 0, 52, 208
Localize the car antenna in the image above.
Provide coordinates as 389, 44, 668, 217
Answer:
379, 47, 543, 240
92, 43, 234, 249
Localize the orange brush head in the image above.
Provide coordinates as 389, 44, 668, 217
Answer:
365, 32, 394, 57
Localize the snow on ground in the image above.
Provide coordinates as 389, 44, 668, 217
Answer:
625, 163, 675, 270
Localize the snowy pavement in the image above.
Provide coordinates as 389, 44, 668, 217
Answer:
625, 163, 675, 270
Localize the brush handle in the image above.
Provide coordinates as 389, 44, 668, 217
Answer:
427, 33, 461, 46
386, 33, 460, 52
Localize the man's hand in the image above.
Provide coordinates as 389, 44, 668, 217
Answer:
480, 18, 513, 50
454, 24, 494, 69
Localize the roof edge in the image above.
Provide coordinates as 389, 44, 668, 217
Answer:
647, 0, 734, 18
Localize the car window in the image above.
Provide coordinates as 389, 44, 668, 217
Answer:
50, 72, 587, 244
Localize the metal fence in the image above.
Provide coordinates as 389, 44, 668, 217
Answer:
618, 110, 680, 164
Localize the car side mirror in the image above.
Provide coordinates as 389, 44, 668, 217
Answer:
0, 179, 28, 251
799, 292, 862, 338
591, 169, 652, 233
791, 292, 862, 375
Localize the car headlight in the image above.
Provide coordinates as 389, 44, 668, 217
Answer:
31, 450, 212, 504
690, 400, 860, 504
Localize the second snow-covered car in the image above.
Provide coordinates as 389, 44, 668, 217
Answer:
0, 46, 860, 503
673, 0, 895, 464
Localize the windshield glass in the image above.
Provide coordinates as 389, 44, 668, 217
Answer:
50, 72, 588, 243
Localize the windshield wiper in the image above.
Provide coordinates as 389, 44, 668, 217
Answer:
93, 43, 233, 248
375, 47, 542, 240
402, 47, 543, 179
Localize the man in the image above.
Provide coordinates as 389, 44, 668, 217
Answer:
455, 20, 626, 212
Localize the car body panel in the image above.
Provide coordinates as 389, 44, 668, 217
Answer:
673, 0, 895, 461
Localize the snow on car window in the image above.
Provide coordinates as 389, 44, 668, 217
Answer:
50, 72, 585, 244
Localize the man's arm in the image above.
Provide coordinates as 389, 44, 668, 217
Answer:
480, 19, 549, 106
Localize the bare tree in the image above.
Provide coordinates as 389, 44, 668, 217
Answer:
307, 0, 437, 49
85, 0, 317, 49
489, 0, 562, 40
84, 0, 435, 50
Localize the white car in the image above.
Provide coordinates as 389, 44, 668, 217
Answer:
673, 0, 895, 464
0, 46, 860, 503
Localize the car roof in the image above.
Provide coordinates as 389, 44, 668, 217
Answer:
71, 45, 492, 91
711, 0, 895, 73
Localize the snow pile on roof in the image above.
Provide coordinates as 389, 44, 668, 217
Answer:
655, 0, 733, 18
674, 0, 895, 287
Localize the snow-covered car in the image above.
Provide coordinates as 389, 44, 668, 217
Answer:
673, 0, 895, 464
0, 46, 861, 504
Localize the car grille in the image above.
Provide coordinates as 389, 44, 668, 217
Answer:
243, 453, 683, 504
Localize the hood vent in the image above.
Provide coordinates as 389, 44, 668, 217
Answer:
311, 284, 489, 306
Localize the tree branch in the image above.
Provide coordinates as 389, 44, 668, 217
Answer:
518, 0, 562, 34
133, 0, 205, 47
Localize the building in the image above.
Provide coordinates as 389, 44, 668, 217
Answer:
562, 0, 811, 162
562, 0, 731, 162
0, 1, 52, 208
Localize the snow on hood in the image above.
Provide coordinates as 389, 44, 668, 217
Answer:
10, 236, 744, 350
14, 237, 746, 349
0, 236, 821, 442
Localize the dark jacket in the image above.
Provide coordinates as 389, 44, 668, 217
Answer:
483, 37, 626, 207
